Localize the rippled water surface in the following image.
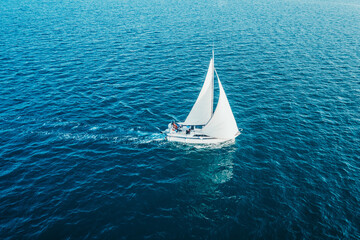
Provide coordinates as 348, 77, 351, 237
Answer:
1, 0, 360, 239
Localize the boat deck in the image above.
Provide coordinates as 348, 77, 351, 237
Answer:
165, 127, 231, 144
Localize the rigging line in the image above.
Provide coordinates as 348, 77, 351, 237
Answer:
205, 67, 220, 126
212, 46, 214, 61
214, 67, 220, 83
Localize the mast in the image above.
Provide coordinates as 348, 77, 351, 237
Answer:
211, 48, 214, 115
212, 48, 214, 63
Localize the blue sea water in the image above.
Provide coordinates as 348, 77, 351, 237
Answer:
1, 0, 360, 239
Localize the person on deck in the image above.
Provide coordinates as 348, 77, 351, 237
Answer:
172, 122, 178, 131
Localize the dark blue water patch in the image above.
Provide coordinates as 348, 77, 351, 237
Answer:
1, 0, 360, 239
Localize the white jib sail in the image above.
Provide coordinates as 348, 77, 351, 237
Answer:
183, 58, 214, 125
202, 69, 239, 139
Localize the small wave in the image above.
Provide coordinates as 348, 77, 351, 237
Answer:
0, 162, 21, 178
137, 133, 165, 144
30, 128, 166, 146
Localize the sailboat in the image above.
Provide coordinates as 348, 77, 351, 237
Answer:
164, 51, 240, 144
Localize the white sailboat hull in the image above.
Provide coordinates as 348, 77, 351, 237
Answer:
164, 127, 240, 144
166, 133, 234, 144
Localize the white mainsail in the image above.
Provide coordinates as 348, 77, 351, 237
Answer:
202, 69, 239, 139
183, 58, 214, 125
